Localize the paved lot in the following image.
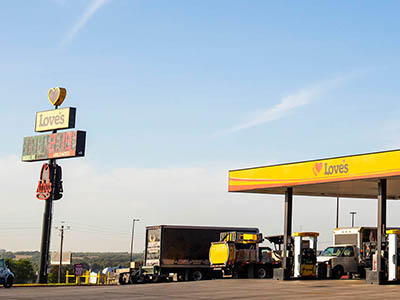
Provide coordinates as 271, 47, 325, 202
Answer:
2, 279, 400, 300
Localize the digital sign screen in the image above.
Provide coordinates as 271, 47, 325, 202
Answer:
22, 130, 86, 162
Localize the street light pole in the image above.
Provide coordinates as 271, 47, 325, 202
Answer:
350, 211, 357, 227
130, 219, 140, 263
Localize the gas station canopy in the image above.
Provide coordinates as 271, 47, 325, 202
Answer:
229, 149, 399, 284
229, 149, 400, 199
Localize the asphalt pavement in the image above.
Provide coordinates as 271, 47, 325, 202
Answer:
2, 279, 400, 300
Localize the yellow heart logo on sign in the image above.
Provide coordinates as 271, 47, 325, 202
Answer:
48, 87, 67, 106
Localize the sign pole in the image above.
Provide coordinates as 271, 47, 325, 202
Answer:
26, 87, 85, 283
37, 189, 53, 283
37, 125, 57, 283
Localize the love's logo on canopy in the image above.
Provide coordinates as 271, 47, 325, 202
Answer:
312, 162, 323, 176
313, 160, 349, 176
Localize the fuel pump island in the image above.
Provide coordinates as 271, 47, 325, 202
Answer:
21, 88, 86, 283
228, 150, 400, 284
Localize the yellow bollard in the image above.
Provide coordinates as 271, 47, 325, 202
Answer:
97, 271, 101, 285
65, 270, 76, 284
85, 270, 89, 284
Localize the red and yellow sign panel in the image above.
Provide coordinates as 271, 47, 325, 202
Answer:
229, 150, 400, 192
22, 130, 86, 162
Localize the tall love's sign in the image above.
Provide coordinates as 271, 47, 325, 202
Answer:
35, 107, 76, 132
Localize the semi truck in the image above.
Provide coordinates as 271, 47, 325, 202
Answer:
317, 227, 377, 278
209, 231, 281, 278
121, 225, 259, 284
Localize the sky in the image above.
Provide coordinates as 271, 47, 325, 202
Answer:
2, 0, 400, 253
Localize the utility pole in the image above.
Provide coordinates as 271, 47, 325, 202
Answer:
130, 219, 140, 263
350, 211, 357, 227
56, 222, 70, 283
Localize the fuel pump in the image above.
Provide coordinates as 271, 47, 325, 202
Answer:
387, 229, 400, 281
293, 232, 319, 278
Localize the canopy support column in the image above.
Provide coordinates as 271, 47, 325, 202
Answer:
376, 179, 387, 282
283, 187, 293, 270
366, 179, 387, 284
274, 187, 293, 280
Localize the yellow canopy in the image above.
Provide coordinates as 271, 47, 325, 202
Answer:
229, 149, 400, 199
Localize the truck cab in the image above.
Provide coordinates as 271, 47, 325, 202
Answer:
317, 227, 378, 279
0, 259, 14, 288
317, 245, 358, 278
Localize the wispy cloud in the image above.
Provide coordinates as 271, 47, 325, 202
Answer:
225, 75, 350, 133
59, 0, 110, 47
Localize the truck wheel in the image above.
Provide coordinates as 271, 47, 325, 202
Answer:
232, 268, 239, 279
177, 273, 185, 281
333, 266, 344, 279
119, 275, 127, 285
256, 267, 267, 279
131, 272, 146, 284
4, 276, 13, 288
316, 263, 327, 279
358, 267, 366, 279
213, 270, 223, 279
136, 274, 146, 284
191, 270, 203, 281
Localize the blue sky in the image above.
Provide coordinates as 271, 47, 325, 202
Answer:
2, 1, 400, 252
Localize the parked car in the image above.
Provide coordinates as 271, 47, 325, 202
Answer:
0, 259, 14, 288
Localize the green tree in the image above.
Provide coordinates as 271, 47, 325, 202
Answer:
0, 252, 15, 259
5, 258, 35, 283
48, 265, 74, 283
91, 263, 101, 272
48, 266, 58, 283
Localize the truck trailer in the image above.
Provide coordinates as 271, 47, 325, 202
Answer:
125, 225, 259, 284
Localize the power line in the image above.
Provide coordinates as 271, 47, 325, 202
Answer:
0, 227, 41, 230
55, 220, 133, 236
70, 228, 131, 238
